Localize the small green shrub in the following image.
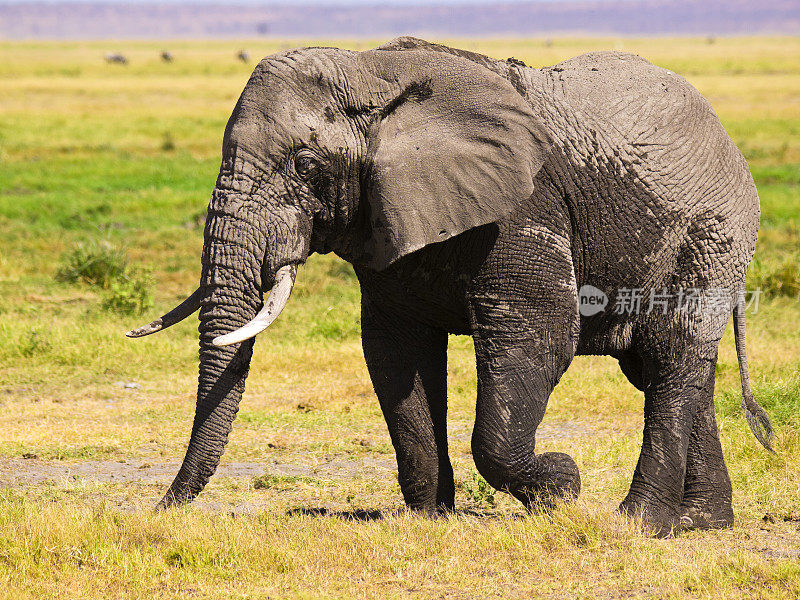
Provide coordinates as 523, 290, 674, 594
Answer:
464, 469, 496, 507
253, 474, 281, 490
18, 329, 52, 357
252, 474, 313, 490
56, 240, 129, 288
164, 545, 197, 569
56, 240, 154, 315
101, 269, 153, 316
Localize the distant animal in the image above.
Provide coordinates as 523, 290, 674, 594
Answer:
129, 37, 773, 537
105, 53, 128, 65
161, 51, 174, 63
237, 50, 250, 63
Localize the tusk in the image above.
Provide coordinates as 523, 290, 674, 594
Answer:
126, 287, 204, 338
212, 264, 297, 347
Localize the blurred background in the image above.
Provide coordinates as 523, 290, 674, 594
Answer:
1, 0, 799, 38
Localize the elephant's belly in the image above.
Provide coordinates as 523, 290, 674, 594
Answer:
357, 225, 498, 335
373, 273, 474, 336
407, 292, 473, 335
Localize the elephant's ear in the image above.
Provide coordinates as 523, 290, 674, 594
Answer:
361, 50, 551, 270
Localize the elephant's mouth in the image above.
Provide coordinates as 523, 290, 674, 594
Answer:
126, 263, 297, 346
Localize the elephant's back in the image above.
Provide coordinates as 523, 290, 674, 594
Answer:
529, 51, 758, 228
519, 52, 759, 294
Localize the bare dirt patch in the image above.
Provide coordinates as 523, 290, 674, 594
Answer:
0, 419, 623, 491
0, 456, 399, 489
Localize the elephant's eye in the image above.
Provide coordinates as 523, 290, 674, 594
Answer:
294, 150, 319, 180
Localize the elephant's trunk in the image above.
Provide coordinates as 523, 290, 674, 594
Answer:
157, 216, 264, 509
153, 142, 313, 507
156, 315, 255, 509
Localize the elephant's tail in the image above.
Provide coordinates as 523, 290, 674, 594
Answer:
733, 299, 775, 452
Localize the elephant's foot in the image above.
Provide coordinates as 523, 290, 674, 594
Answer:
506, 452, 582, 510
678, 472, 733, 531
435, 497, 455, 514
678, 501, 734, 531
619, 494, 681, 538
401, 475, 455, 516
407, 497, 456, 517
405, 502, 454, 519
435, 467, 456, 513
619, 483, 731, 536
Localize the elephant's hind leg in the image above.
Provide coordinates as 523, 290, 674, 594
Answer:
680, 349, 734, 530
616, 351, 645, 391
469, 292, 581, 509
619, 341, 721, 536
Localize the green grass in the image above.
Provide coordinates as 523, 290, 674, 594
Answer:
0, 37, 799, 599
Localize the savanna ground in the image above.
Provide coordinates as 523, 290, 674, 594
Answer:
0, 37, 799, 599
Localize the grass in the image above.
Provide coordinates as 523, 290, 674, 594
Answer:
0, 37, 799, 599
55, 240, 130, 288
2, 497, 797, 600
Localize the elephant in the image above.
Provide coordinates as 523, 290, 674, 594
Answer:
128, 37, 774, 535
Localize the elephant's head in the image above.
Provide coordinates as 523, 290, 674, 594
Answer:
127, 45, 551, 508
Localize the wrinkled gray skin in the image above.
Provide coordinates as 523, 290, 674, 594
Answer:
130, 37, 773, 536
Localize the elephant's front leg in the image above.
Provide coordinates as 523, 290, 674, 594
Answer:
361, 294, 453, 513
469, 290, 581, 510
